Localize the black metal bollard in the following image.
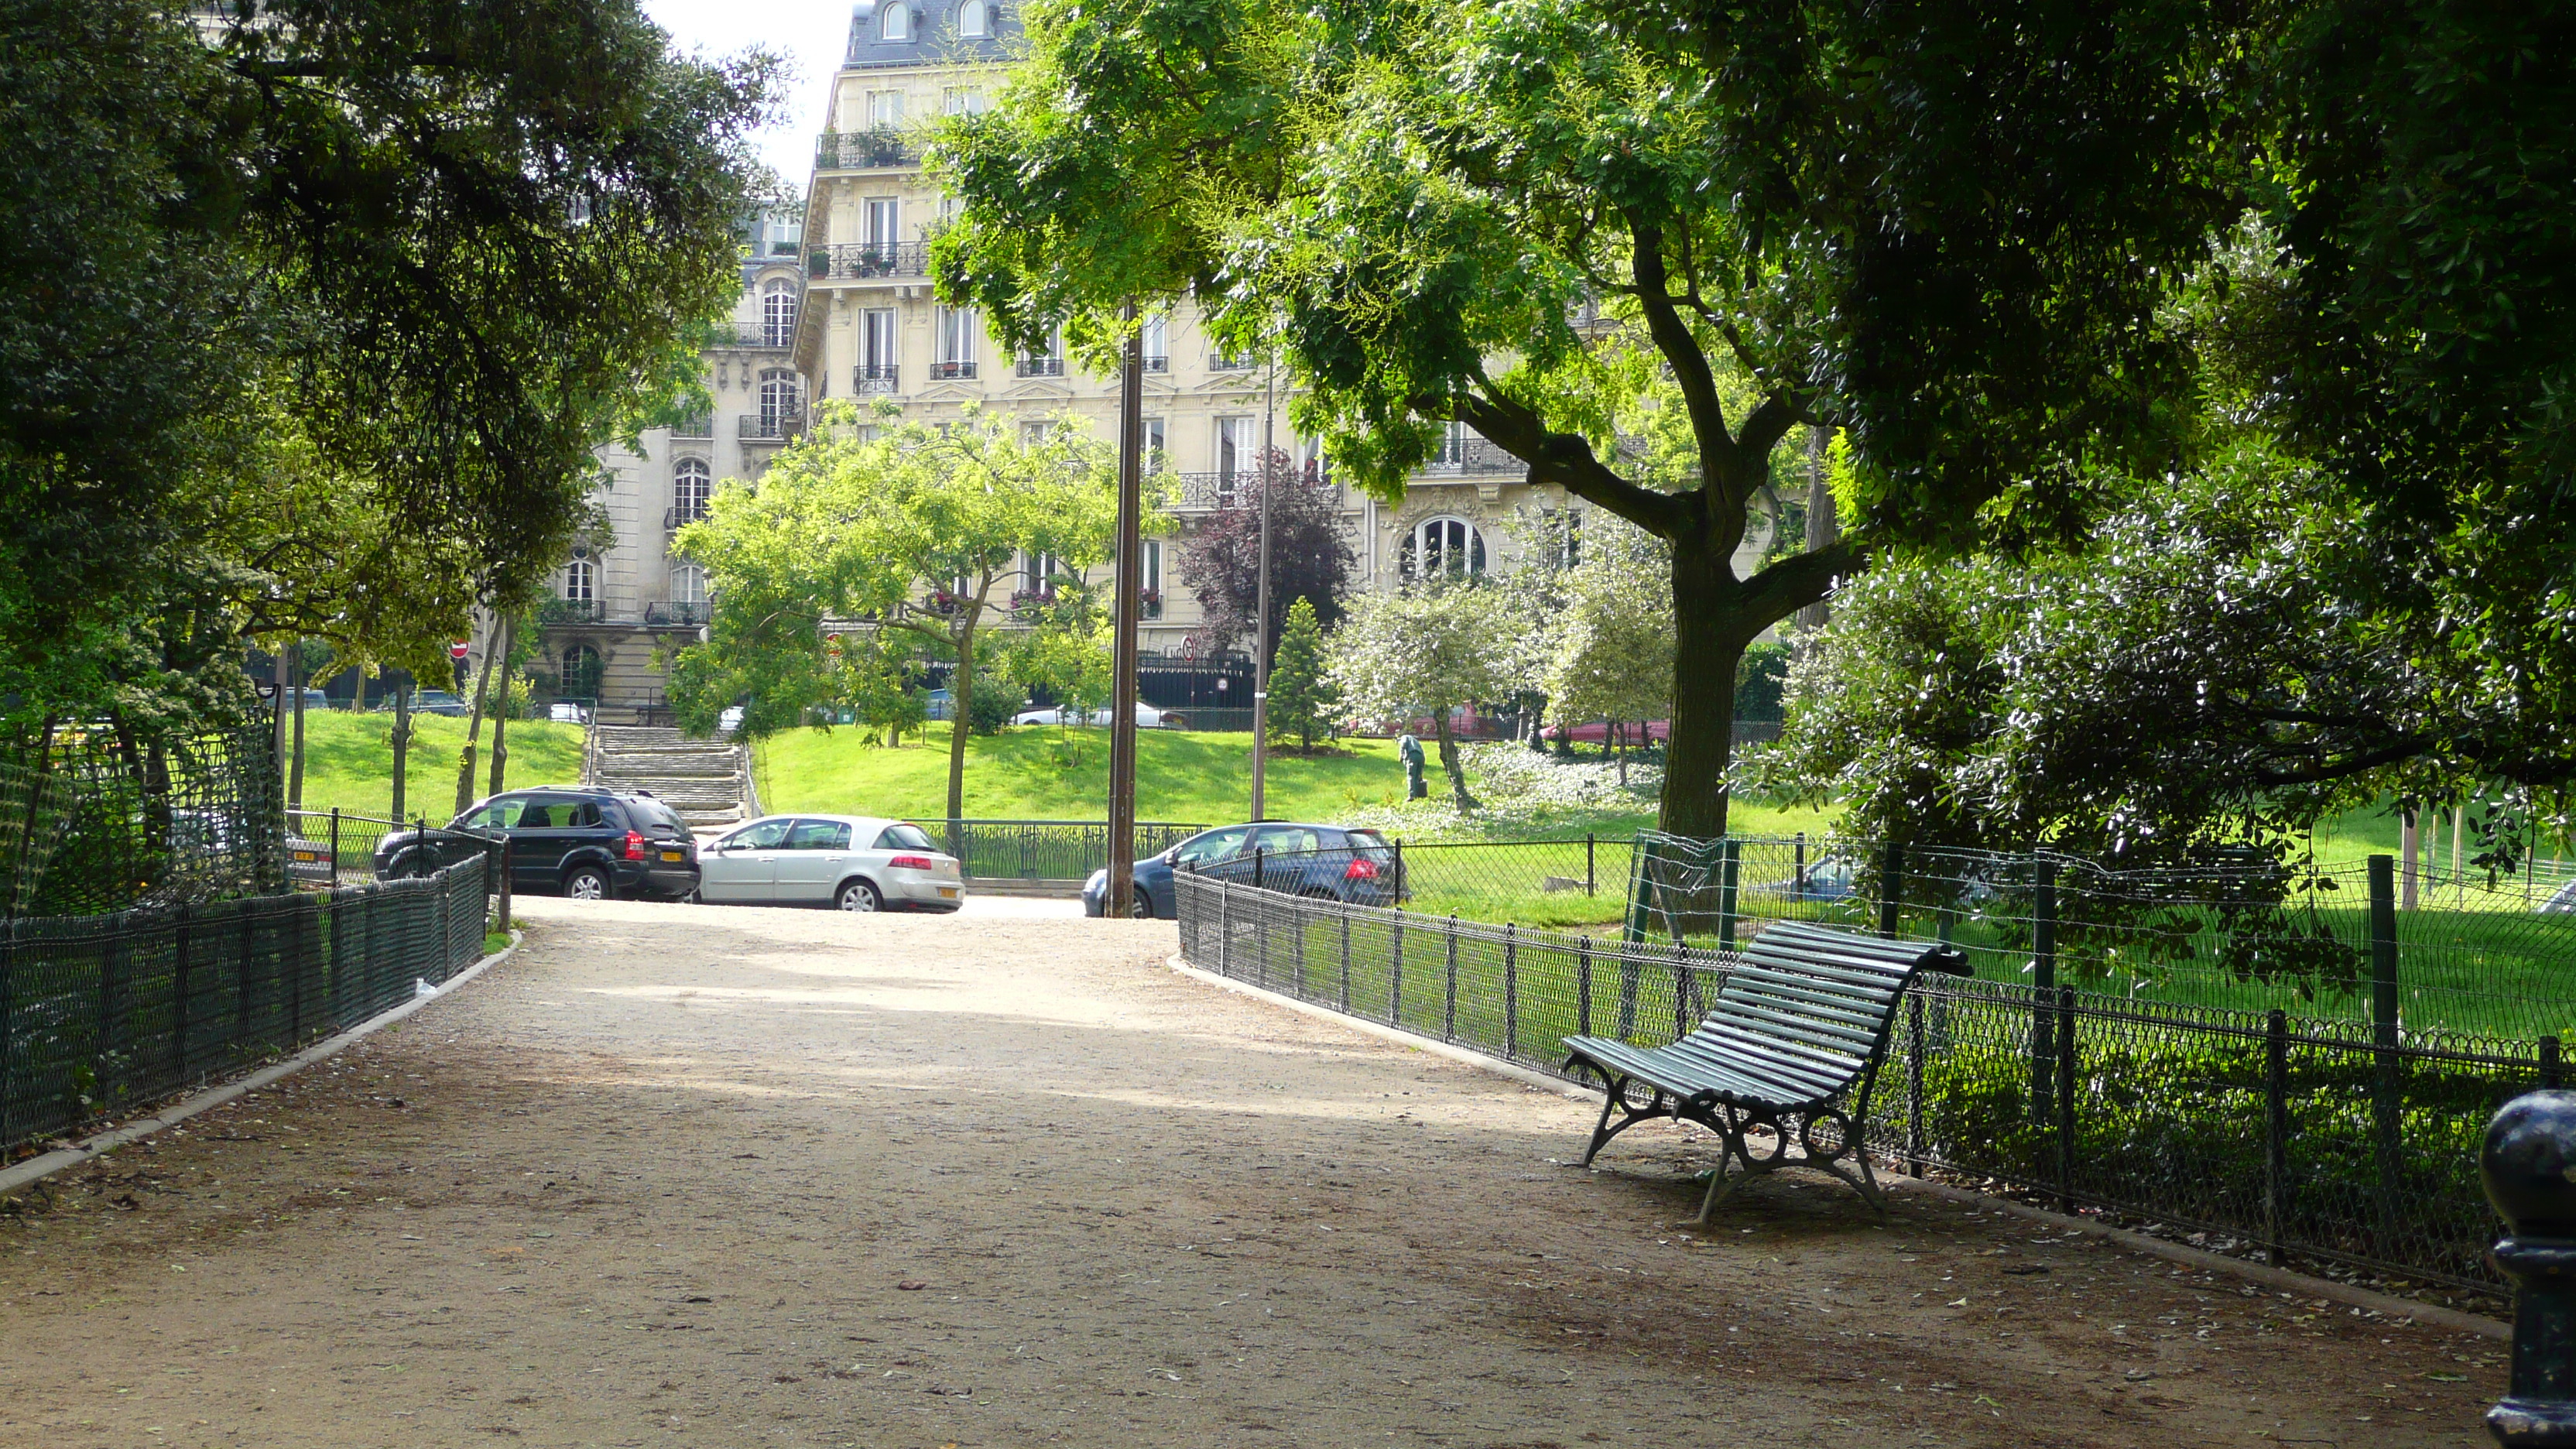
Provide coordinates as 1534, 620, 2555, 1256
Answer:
2482, 1089, 2576, 1443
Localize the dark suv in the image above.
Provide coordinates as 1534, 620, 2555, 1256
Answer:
373, 787, 700, 901
1082, 821, 1399, 919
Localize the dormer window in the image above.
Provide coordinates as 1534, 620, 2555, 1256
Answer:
880, 2, 909, 40
959, 0, 989, 36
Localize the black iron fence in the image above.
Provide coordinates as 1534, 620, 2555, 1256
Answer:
920, 819, 1209, 884
0, 855, 490, 1156
1174, 851, 2558, 1294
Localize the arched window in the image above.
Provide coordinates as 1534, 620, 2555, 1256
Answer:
759, 369, 799, 430
761, 279, 798, 347
1404, 516, 1485, 579
672, 457, 711, 526
671, 564, 707, 605
880, 2, 909, 39
562, 557, 596, 601
958, 0, 988, 36
562, 645, 604, 700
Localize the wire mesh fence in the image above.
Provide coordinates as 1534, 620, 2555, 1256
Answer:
0, 855, 490, 1156
2, 721, 284, 920
918, 819, 1209, 883
1173, 860, 2552, 1293
285, 810, 407, 885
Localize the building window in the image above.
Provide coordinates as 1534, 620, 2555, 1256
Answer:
880, 2, 909, 40
673, 457, 711, 526
943, 87, 987, 117
1019, 420, 1053, 448
1142, 416, 1165, 471
1018, 323, 1065, 377
959, 0, 989, 36
562, 644, 605, 699
1020, 551, 1064, 596
1404, 516, 1486, 579
1432, 420, 1468, 467
934, 307, 978, 379
868, 89, 904, 126
863, 197, 899, 248
1216, 416, 1256, 498
761, 279, 798, 348
856, 308, 899, 391
671, 564, 707, 605
562, 557, 596, 601
759, 369, 799, 430
1138, 538, 1163, 618
1299, 438, 1332, 486
1142, 313, 1169, 372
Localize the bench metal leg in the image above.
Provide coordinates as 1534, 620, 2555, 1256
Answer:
1570, 1066, 1671, 1168
1685, 1105, 1889, 1223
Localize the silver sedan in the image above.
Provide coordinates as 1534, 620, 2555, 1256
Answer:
697, 815, 965, 913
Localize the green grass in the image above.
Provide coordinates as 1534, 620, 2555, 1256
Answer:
752, 723, 1840, 844
287, 710, 587, 824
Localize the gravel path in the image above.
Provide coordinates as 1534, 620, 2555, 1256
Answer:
0, 896, 2502, 1447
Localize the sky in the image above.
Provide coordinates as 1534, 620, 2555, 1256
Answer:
642, 0, 847, 198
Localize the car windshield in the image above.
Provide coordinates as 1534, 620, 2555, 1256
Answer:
1174, 826, 1252, 865
1345, 829, 1394, 858
457, 796, 530, 830
877, 823, 937, 852
724, 818, 793, 851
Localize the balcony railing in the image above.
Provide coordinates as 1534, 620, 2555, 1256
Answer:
740, 408, 803, 441
853, 363, 900, 393
537, 598, 607, 625
1208, 355, 1254, 372
814, 128, 913, 170
1143, 354, 1170, 373
1416, 437, 1530, 478
662, 505, 709, 531
1016, 357, 1067, 378
668, 412, 714, 439
710, 320, 795, 349
643, 600, 708, 627
930, 359, 978, 380
809, 241, 930, 280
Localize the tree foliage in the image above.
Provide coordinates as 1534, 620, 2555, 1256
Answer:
671, 405, 1129, 821
1173, 454, 1355, 666
1265, 596, 1338, 752
1325, 584, 1511, 810
0, 0, 774, 739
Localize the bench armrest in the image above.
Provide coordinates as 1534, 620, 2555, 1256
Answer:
1923, 944, 1972, 977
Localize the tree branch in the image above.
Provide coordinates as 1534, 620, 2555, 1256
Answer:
1450, 392, 1691, 540
1625, 215, 1742, 522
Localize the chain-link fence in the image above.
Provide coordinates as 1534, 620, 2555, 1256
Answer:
0, 855, 490, 1156
285, 810, 408, 885
1174, 858, 2550, 1293
2, 721, 284, 920
919, 819, 1209, 884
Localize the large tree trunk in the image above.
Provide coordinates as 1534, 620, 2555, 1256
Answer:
389, 677, 412, 824
1430, 710, 1477, 810
1662, 539, 1748, 840
488, 618, 514, 797
454, 620, 503, 816
945, 618, 975, 830
1797, 426, 1838, 632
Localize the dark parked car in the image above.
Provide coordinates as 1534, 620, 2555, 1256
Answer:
373, 787, 700, 901
1082, 821, 1400, 919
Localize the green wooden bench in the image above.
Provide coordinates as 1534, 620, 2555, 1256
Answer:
1564, 920, 1968, 1221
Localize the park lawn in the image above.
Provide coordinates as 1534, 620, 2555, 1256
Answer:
288, 710, 587, 824
751, 723, 1840, 844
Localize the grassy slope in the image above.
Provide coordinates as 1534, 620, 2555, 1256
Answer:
289, 710, 587, 823
752, 724, 1838, 841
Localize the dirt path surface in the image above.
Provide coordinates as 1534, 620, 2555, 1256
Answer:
0, 897, 2503, 1447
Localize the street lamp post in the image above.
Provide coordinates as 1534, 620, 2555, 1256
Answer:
1250, 351, 1276, 820
1106, 300, 1146, 917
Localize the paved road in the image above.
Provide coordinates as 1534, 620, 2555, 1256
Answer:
0, 897, 2499, 1447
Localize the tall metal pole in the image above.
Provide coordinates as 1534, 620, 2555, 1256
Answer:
1106, 300, 1146, 917
1250, 350, 1275, 820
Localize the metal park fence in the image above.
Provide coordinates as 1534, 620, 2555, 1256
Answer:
919, 819, 1209, 885
0, 855, 490, 1156
286, 809, 406, 884
1176, 841, 2574, 1294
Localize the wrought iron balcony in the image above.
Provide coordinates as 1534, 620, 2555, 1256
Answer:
809, 241, 930, 280
1143, 354, 1170, 373
1416, 438, 1530, 478
739, 408, 803, 441
537, 598, 608, 625
930, 360, 977, 380
1208, 355, 1255, 372
662, 504, 710, 531
643, 600, 709, 627
853, 363, 900, 393
1016, 357, 1067, 378
814, 128, 913, 170
710, 320, 795, 349
668, 412, 714, 439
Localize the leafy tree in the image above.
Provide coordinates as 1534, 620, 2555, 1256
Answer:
1265, 596, 1338, 752
1325, 584, 1510, 810
673, 405, 1125, 823
1173, 452, 1355, 667
0, 0, 773, 742
932, 0, 2246, 836
1541, 521, 1676, 742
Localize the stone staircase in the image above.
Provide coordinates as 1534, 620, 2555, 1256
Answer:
584, 724, 755, 832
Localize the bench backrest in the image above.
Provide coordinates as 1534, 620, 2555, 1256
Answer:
1680, 921, 1968, 1108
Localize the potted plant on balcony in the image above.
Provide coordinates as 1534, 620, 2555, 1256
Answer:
926, 587, 961, 616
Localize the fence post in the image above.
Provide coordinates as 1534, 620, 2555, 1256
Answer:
1577, 937, 1594, 1037
1253, 846, 1266, 893
0, 919, 15, 1146
2546, 1036, 2564, 1091
497, 838, 512, 933
1795, 832, 1808, 901
2265, 1009, 2289, 1269
1444, 915, 1459, 1042
1503, 924, 1519, 1059
2478, 1090, 2576, 1444
2369, 853, 2401, 1239
1617, 838, 1649, 1038
1392, 839, 1404, 903
1878, 841, 1904, 940
1217, 879, 1231, 977
1390, 907, 1404, 1027
1717, 839, 1741, 953
1906, 994, 1926, 1179
236, 902, 254, 1050
2054, 983, 2078, 1214
1585, 834, 1596, 897
329, 807, 341, 884
2032, 860, 2058, 1125
1338, 908, 1352, 1014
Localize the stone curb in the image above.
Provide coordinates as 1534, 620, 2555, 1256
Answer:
1166, 952, 2509, 1341
0, 929, 526, 1198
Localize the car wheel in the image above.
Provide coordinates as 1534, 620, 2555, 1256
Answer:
564, 865, 609, 901
838, 879, 882, 913
1129, 889, 1154, 919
